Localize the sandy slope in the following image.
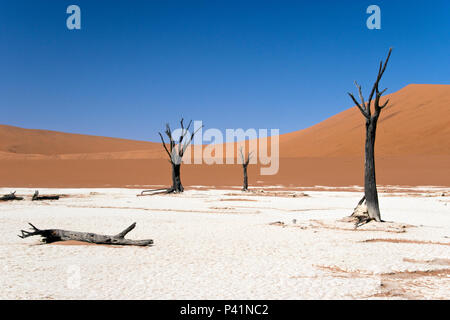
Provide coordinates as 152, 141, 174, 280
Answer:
1, 187, 449, 299
1, 156, 449, 188
279, 84, 450, 157
0, 84, 449, 187
0, 124, 160, 156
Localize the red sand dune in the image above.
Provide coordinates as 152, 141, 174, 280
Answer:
279, 84, 450, 157
0, 84, 449, 188
0, 125, 162, 159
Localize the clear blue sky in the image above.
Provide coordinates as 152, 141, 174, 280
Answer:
1, 0, 449, 141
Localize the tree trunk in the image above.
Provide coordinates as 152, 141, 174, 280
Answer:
242, 165, 249, 191
171, 163, 184, 193
19, 222, 153, 246
364, 117, 381, 222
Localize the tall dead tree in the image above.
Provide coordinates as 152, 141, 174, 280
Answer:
141, 119, 202, 195
347, 48, 392, 223
239, 147, 252, 191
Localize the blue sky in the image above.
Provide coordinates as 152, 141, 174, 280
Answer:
0, 0, 449, 141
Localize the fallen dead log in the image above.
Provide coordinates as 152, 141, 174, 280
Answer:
138, 188, 174, 196
0, 191, 23, 201
18, 222, 153, 246
32, 190, 60, 201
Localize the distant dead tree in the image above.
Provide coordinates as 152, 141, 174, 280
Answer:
347, 48, 392, 223
239, 147, 253, 192
140, 118, 202, 195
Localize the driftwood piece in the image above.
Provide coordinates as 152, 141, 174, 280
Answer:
339, 195, 374, 227
32, 190, 60, 201
18, 222, 153, 246
138, 188, 172, 196
0, 191, 23, 201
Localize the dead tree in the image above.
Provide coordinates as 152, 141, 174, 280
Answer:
239, 147, 253, 191
18, 222, 153, 246
0, 191, 23, 201
140, 118, 202, 195
32, 190, 60, 201
347, 48, 392, 223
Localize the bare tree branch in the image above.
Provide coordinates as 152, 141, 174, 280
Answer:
378, 48, 392, 80
355, 81, 367, 112
159, 132, 171, 158
239, 146, 245, 164
181, 124, 203, 156
380, 99, 390, 109
245, 151, 253, 165
348, 93, 369, 119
